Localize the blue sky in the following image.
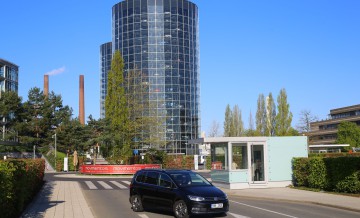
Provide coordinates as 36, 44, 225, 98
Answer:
1, 0, 360, 135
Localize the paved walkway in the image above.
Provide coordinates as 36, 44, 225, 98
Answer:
21, 180, 94, 218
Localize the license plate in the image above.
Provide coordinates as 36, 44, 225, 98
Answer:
211, 203, 223, 209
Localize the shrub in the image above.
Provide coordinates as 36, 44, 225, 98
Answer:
292, 158, 309, 187
308, 157, 327, 189
335, 171, 360, 193
0, 159, 45, 218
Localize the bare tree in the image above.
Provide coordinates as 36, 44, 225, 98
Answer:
296, 110, 318, 133
208, 120, 221, 137
245, 110, 257, 136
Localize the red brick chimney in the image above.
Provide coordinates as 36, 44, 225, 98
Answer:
79, 75, 85, 125
44, 75, 49, 97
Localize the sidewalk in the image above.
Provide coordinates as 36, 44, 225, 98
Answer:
21, 180, 94, 218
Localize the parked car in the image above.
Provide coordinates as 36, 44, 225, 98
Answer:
129, 169, 229, 218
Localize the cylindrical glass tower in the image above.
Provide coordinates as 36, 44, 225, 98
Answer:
112, 0, 200, 154
100, 42, 112, 119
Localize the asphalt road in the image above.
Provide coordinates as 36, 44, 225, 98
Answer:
45, 173, 360, 218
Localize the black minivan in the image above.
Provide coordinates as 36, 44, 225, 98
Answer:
129, 169, 229, 218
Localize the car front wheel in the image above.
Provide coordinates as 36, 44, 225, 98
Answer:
130, 195, 144, 212
173, 200, 189, 218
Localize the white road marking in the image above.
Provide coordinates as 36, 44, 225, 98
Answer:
110, 181, 128, 189
97, 181, 113, 189
85, 181, 97, 190
138, 214, 149, 218
229, 200, 298, 218
228, 212, 250, 218
122, 181, 131, 185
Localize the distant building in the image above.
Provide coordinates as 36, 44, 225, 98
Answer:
100, 42, 112, 119
0, 58, 19, 143
100, 0, 200, 153
308, 104, 360, 145
0, 58, 19, 93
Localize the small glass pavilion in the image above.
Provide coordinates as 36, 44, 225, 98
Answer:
188, 136, 308, 189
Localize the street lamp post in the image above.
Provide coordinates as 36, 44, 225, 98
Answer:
52, 133, 57, 171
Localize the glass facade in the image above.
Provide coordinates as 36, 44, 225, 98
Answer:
100, 42, 113, 119
110, 0, 200, 153
0, 59, 19, 93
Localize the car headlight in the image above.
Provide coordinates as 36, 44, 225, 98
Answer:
188, 195, 205, 201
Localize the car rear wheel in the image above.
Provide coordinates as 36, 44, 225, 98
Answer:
173, 200, 189, 218
130, 195, 144, 212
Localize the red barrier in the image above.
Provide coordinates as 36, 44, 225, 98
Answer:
79, 164, 162, 174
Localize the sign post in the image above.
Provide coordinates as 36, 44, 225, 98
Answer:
64, 157, 68, 172
194, 155, 199, 170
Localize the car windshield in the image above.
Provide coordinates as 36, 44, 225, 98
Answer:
169, 172, 212, 187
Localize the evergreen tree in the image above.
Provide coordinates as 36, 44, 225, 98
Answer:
275, 88, 293, 136
0, 91, 23, 141
105, 50, 131, 163
266, 93, 276, 136
256, 94, 266, 135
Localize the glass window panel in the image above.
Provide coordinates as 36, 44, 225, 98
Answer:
232, 144, 248, 170
134, 23, 140, 30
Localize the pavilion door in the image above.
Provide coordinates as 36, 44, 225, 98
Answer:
251, 144, 265, 182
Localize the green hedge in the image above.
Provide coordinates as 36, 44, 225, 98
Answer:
293, 156, 360, 193
0, 159, 45, 218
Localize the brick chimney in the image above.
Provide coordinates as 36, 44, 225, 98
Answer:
44, 75, 49, 97
79, 75, 85, 125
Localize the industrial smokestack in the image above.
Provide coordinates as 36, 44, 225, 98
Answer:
44, 75, 49, 97
79, 75, 85, 125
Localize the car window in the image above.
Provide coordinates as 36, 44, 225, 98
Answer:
159, 173, 173, 188
143, 171, 159, 185
135, 171, 145, 183
170, 172, 211, 187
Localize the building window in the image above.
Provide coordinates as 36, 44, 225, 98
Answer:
232, 143, 248, 170
211, 143, 228, 170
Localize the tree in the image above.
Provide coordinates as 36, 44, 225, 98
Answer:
336, 121, 360, 150
0, 91, 23, 141
232, 105, 244, 136
256, 94, 266, 136
208, 120, 221, 137
275, 88, 293, 136
224, 104, 233, 137
124, 69, 165, 149
105, 50, 131, 163
245, 111, 257, 136
18, 88, 72, 149
296, 110, 318, 133
266, 92, 276, 136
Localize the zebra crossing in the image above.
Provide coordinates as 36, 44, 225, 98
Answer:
82, 180, 131, 190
